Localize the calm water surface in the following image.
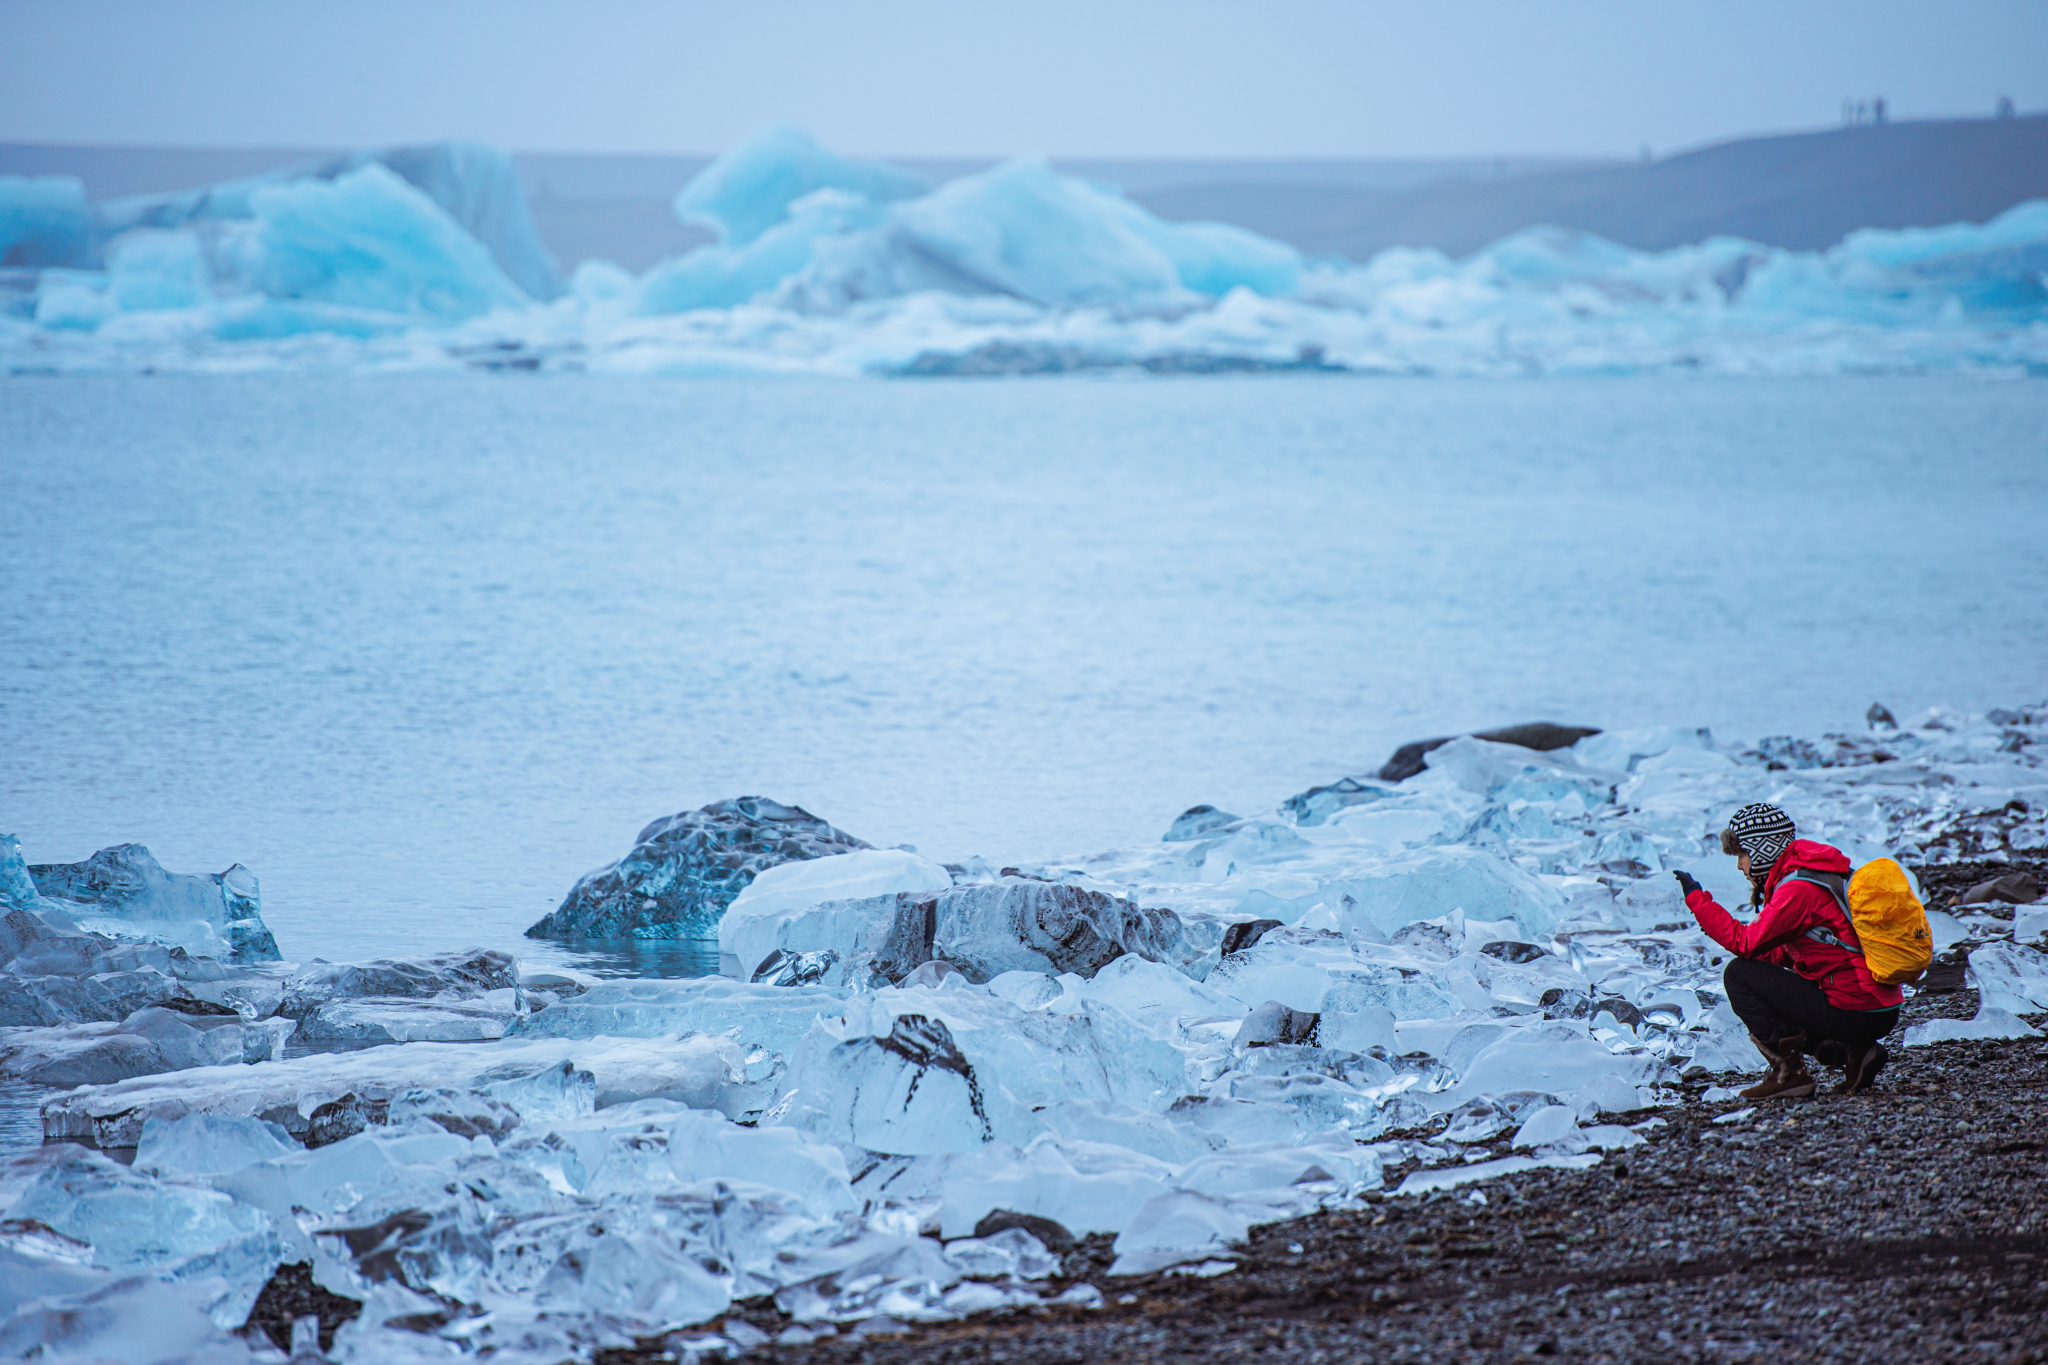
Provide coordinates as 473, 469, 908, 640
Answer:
3, 375, 2044, 969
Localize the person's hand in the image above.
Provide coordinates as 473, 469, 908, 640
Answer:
1673, 870, 1702, 898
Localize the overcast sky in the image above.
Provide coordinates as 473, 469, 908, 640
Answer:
4, 0, 2042, 159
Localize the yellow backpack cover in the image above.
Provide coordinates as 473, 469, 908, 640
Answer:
1846, 858, 1933, 986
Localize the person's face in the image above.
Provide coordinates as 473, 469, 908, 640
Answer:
1737, 851, 1752, 875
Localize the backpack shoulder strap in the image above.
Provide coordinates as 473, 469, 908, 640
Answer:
1784, 869, 1861, 953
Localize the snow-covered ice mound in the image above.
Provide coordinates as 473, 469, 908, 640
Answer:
2, 701, 2044, 1358
6, 128, 2047, 376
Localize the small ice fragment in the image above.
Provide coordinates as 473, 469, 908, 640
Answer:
1713, 1107, 1756, 1125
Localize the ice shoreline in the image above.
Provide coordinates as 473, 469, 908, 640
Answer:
2, 703, 2045, 1361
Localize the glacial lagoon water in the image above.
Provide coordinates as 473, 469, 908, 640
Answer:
3, 374, 2045, 972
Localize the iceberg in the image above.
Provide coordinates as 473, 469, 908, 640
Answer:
527, 796, 870, 942
0, 174, 91, 268
6, 128, 2048, 375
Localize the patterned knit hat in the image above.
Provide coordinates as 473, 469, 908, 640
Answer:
1721, 802, 1796, 876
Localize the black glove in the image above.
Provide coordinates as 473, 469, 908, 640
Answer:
1673, 870, 1702, 897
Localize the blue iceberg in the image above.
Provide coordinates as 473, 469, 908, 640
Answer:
3, 128, 2045, 375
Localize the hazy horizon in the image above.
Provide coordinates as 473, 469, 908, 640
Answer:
3, 1, 2042, 160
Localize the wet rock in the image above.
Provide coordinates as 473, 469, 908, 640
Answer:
304, 1092, 391, 1147
1868, 701, 1898, 730
973, 1209, 1077, 1255
1220, 919, 1283, 958
526, 797, 870, 941
1754, 733, 1901, 770
1480, 941, 1548, 965
1164, 806, 1238, 842
1953, 871, 2041, 907
243, 1262, 362, 1354
1377, 722, 1603, 783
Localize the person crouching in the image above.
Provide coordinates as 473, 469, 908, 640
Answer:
1672, 803, 1900, 1099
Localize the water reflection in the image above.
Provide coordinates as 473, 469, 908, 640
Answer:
556, 939, 720, 980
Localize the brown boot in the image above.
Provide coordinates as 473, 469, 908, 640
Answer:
1835, 1040, 1888, 1095
1740, 1031, 1817, 1100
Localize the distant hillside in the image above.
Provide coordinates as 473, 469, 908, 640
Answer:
1135, 116, 2048, 258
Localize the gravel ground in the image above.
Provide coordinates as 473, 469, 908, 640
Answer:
595, 984, 2048, 1365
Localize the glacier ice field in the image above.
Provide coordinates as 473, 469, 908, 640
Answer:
2, 705, 2047, 1362
4, 128, 2048, 377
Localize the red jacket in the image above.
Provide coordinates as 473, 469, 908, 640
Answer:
1685, 839, 1904, 1012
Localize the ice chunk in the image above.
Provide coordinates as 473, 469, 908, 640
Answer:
1393, 1151, 1601, 1196
1509, 1103, 1580, 1151
668, 1110, 859, 1216
6, 1148, 283, 1326
788, 156, 1300, 311
527, 796, 869, 942
136, 1113, 297, 1177
783, 990, 1188, 1152
0, 1274, 260, 1364
41, 1035, 748, 1148
1107, 1191, 1254, 1276
942, 1226, 1058, 1280
293, 992, 517, 1045
1324, 847, 1568, 942
1571, 726, 1716, 773
1903, 1005, 2040, 1044
929, 878, 1191, 981
939, 1136, 1174, 1238
29, 844, 280, 964
720, 848, 953, 979
508, 975, 844, 1063
1, 834, 47, 912
0, 174, 90, 268
2014, 905, 2048, 946
284, 948, 517, 1014
1281, 775, 1398, 827
227, 163, 528, 322
1452, 1022, 1660, 1100
107, 229, 209, 311
674, 127, 928, 248
1967, 942, 2048, 1012
1163, 805, 1238, 841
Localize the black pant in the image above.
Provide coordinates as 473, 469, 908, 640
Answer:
1723, 958, 1899, 1049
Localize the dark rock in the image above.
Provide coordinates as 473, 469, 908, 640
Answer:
305, 1092, 390, 1148
1378, 722, 1603, 783
1954, 871, 2041, 906
1868, 702, 1898, 730
1480, 940, 1548, 964
972, 1209, 1077, 1254
751, 947, 840, 986
525, 797, 869, 942
1164, 805, 1239, 842
242, 1262, 363, 1354
1221, 919, 1284, 957
1754, 733, 1899, 770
